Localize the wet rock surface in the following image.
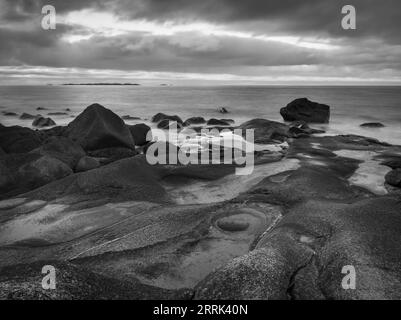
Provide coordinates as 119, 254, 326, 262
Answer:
0, 106, 401, 300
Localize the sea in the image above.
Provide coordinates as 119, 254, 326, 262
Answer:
0, 85, 400, 145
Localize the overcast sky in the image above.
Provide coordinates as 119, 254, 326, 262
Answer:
1, 0, 401, 85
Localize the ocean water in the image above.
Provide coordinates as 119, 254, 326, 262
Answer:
0, 85, 400, 145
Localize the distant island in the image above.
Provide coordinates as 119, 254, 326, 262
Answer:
63, 83, 141, 86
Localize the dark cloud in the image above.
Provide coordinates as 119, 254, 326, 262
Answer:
0, 0, 400, 83
113, 0, 401, 43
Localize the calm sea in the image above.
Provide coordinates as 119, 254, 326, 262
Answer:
0, 85, 400, 145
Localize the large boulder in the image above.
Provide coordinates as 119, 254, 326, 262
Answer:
360, 122, 385, 128
0, 153, 73, 198
65, 103, 134, 151
238, 119, 290, 144
385, 169, 401, 187
128, 123, 151, 146
32, 116, 56, 127
0, 124, 42, 153
183, 117, 206, 126
30, 136, 85, 168
17, 155, 73, 187
280, 98, 330, 123
207, 119, 231, 126
157, 119, 183, 130
151, 113, 183, 124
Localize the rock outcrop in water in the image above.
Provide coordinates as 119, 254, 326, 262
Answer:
280, 98, 330, 123
207, 118, 231, 126
32, 116, 56, 128
183, 117, 206, 126
360, 122, 385, 128
151, 112, 183, 124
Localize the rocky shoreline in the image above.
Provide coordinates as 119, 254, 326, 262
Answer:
1, 98, 401, 300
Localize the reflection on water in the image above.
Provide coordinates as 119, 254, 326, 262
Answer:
164, 159, 300, 204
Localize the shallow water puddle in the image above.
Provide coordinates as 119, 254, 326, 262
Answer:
334, 150, 391, 195
135, 205, 279, 289
164, 159, 300, 204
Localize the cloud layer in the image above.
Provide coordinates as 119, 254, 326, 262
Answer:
0, 0, 400, 84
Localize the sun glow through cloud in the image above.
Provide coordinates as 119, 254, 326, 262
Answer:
59, 9, 338, 50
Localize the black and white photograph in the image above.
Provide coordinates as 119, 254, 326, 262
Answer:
0, 0, 401, 306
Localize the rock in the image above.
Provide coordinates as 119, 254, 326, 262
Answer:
65, 103, 134, 151
48, 112, 68, 116
280, 98, 330, 123
31, 136, 85, 168
87, 147, 137, 164
128, 123, 151, 146
36, 107, 48, 111
198, 191, 401, 300
22, 155, 167, 203
2, 111, 17, 116
17, 155, 73, 188
65, 108, 71, 112
75, 156, 100, 172
183, 117, 206, 126
289, 121, 325, 138
385, 169, 401, 187
288, 126, 310, 138
360, 122, 385, 128
151, 113, 183, 124
32, 116, 56, 128
221, 119, 234, 124
19, 113, 40, 120
381, 159, 401, 169
0, 261, 182, 300
0, 124, 42, 153
0, 161, 14, 190
219, 107, 228, 114
207, 119, 231, 126
157, 119, 183, 130
238, 119, 290, 144
40, 125, 66, 137
0, 153, 73, 198
291, 120, 309, 129
195, 243, 310, 300
122, 115, 140, 120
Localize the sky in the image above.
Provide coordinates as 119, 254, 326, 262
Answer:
0, 0, 401, 85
